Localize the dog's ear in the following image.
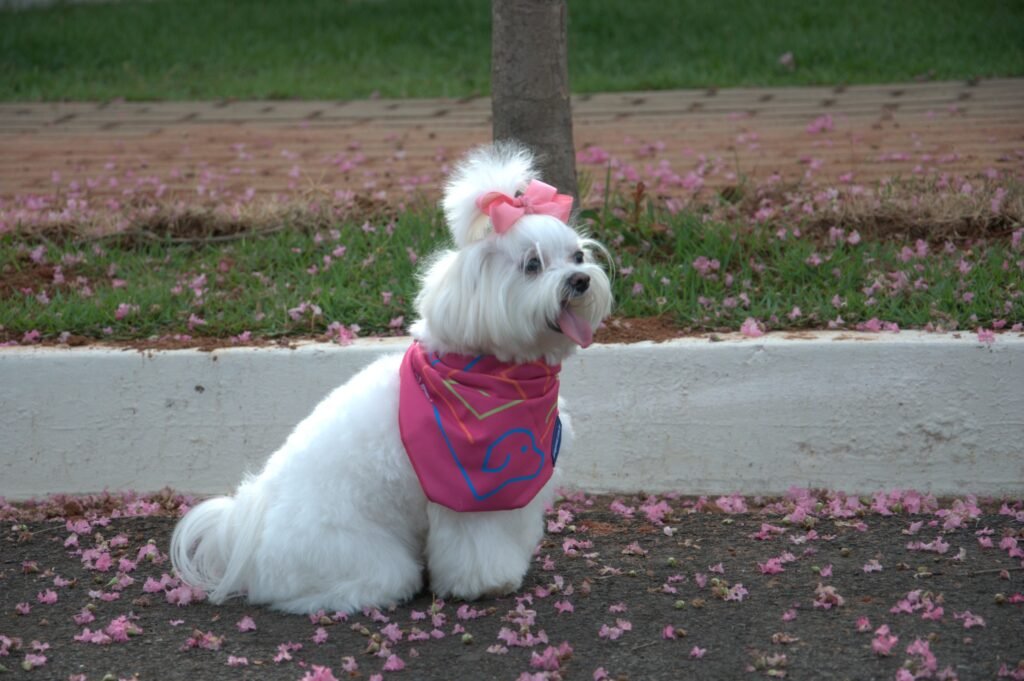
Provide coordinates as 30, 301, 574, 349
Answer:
442, 142, 538, 248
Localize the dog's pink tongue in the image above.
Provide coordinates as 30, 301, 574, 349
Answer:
558, 307, 594, 348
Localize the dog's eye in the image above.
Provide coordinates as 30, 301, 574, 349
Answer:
572, 250, 585, 265
524, 257, 543, 275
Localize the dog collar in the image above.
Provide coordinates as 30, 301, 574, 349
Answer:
398, 341, 562, 512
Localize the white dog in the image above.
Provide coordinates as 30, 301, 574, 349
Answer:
170, 142, 613, 614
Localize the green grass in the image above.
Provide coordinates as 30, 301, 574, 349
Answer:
2, 0, 1021, 101
591, 211, 1021, 333
2, 205, 1020, 344
1, 214, 447, 341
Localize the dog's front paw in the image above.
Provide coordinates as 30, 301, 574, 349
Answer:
425, 491, 550, 605
481, 579, 522, 600
435, 572, 523, 602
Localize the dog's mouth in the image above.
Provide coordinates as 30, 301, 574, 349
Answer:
549, 300, 594, 348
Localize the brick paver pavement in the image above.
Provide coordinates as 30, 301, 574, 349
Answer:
1, 79, 1022, 207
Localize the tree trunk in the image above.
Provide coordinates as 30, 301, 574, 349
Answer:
491, 0, 578, 206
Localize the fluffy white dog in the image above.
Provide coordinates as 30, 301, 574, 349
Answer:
170, 142, 613, 614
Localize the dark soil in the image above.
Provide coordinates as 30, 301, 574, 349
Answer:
2, 493, 1023, 680
0, 315, 694, 351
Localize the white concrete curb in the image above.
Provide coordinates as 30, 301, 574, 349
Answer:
1, 332, 1022, 500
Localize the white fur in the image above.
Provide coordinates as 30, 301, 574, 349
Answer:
170, 142, 613, 614
442, 141, 537, 249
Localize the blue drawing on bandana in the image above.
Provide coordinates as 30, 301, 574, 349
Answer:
432, 408, 545, 501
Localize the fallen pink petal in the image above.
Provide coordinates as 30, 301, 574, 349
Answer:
236, 615, 256, 632
300, 665, 340, 681
872, 625, 899, 656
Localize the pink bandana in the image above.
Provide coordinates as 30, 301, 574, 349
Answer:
398, 342, 562, 512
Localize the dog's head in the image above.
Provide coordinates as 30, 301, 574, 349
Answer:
411, 142, 613, 365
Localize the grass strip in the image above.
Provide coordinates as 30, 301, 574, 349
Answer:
2, 199, 1021, 345
2, 0, 1022, 101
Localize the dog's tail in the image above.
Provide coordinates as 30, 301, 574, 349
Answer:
170, 479, 266, 604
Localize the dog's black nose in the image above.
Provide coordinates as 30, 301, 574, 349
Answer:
567, 272, 590, 295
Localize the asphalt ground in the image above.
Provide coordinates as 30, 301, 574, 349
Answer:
2, 491, 1022, 680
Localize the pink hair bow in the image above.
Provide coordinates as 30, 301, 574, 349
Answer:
476, 180, 573, 234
